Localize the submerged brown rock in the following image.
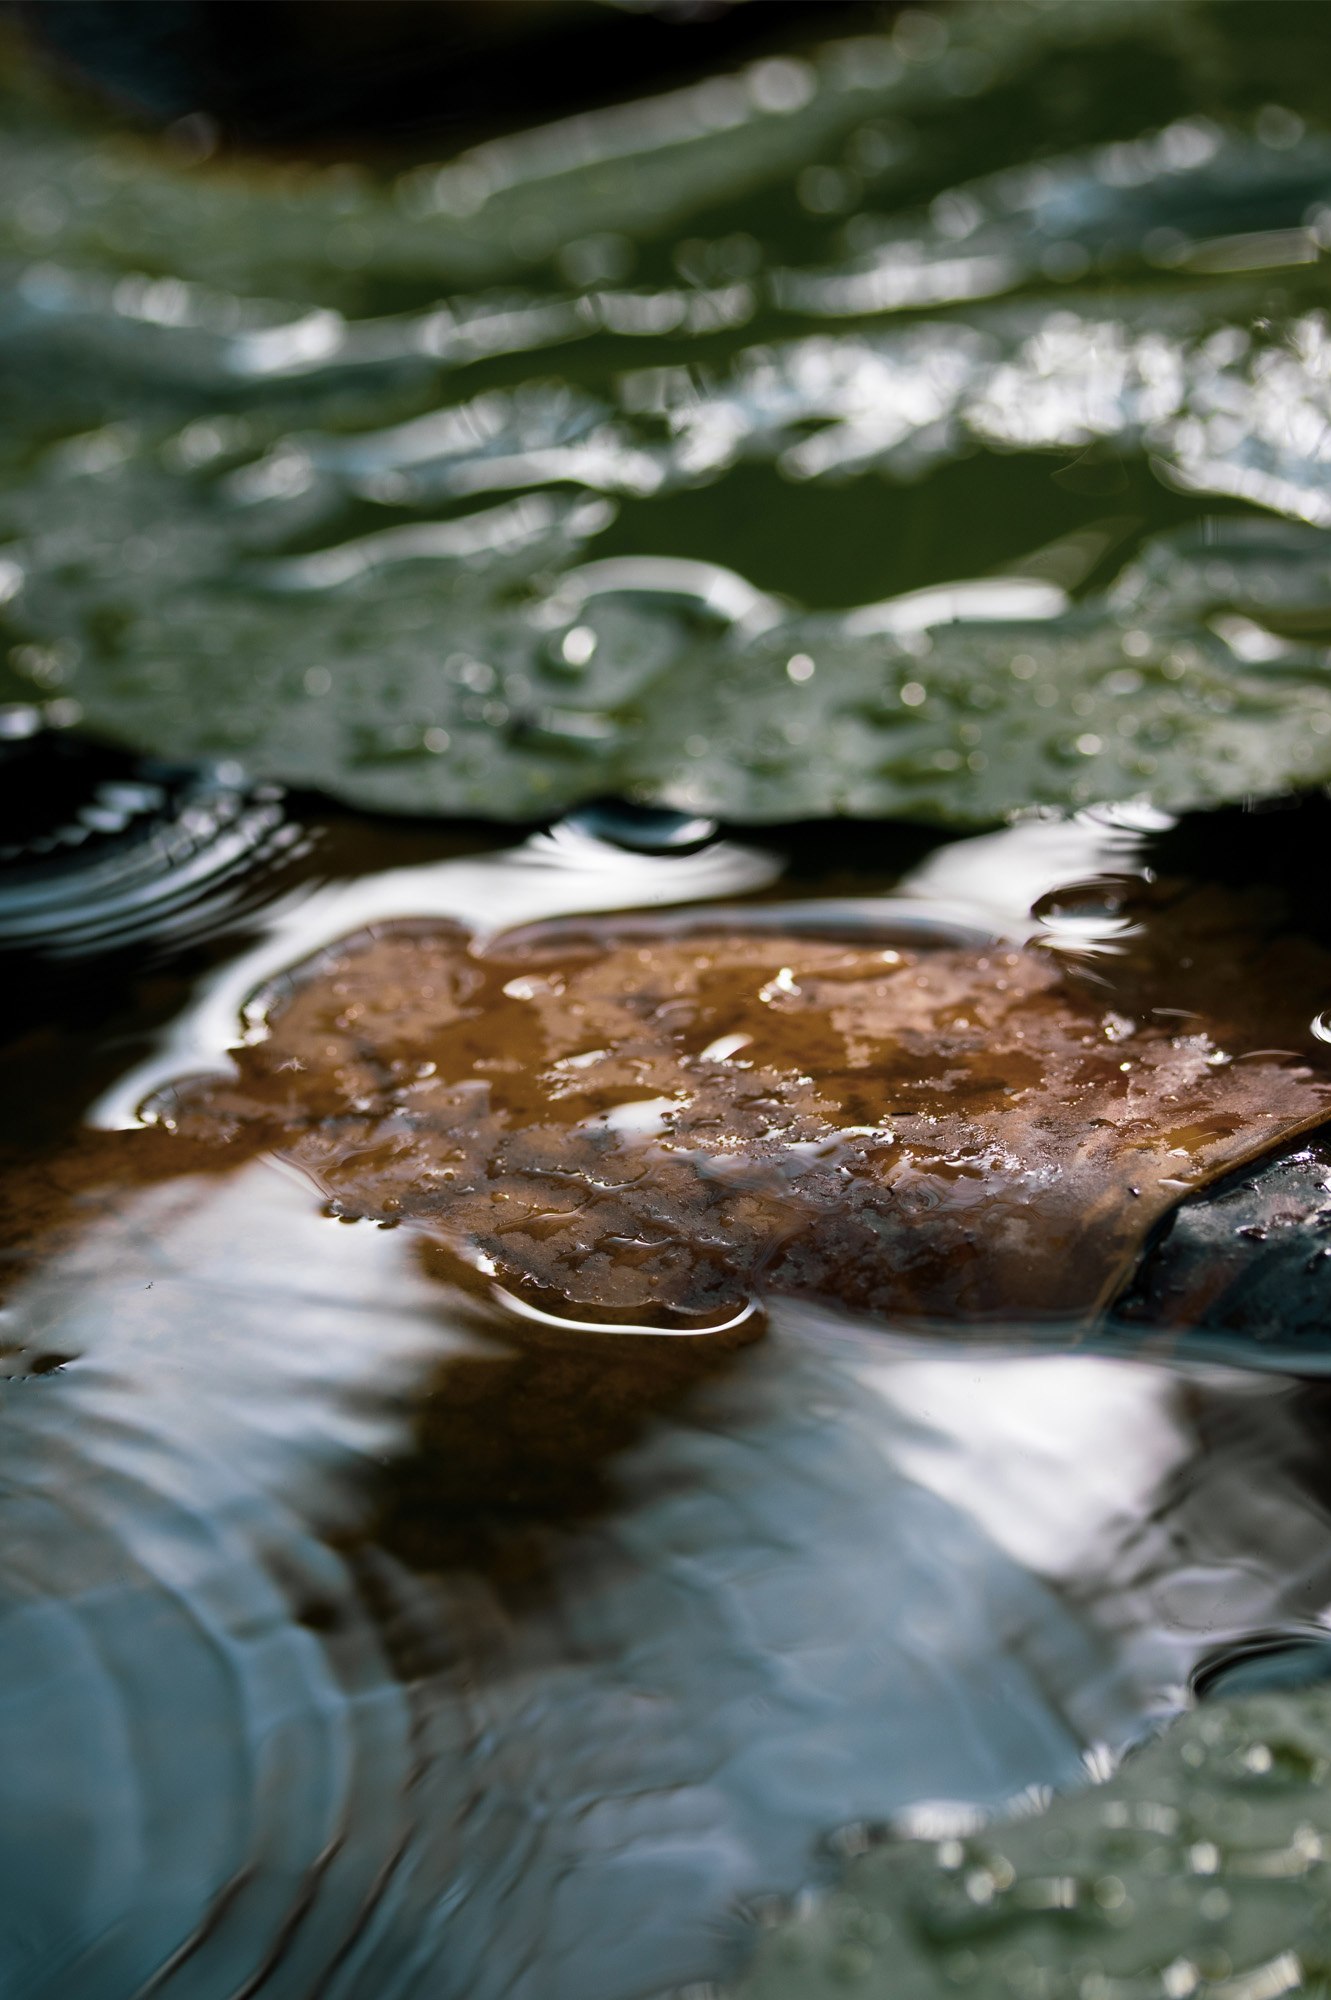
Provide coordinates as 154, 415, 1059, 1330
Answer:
162, 900, 1331, 1327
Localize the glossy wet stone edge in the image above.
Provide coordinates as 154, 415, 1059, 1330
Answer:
1116, 1130, 1331, 1360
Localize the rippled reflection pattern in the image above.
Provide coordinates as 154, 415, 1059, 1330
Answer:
3, 1146, 1331, 1997
0, 1167, 455, 1997
0, 734, 305, 959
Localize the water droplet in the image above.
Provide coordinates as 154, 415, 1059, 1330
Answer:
562, 625, 598, 667
700, 1032, 754, 1062
964, 1868, 996, 1904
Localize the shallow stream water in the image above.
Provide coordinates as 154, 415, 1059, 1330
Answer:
9, 5, 1331, 1996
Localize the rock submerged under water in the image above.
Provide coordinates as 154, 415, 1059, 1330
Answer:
161, 910, 1331, 1326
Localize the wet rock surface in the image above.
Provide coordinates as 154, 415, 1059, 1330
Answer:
1115, 1130, 1331, 1360
741, 1684, 1331, 2000
160, 905, 1331, 1327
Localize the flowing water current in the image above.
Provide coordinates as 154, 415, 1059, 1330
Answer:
9, 4, 1331, 1995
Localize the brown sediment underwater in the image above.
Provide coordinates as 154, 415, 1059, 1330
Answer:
152, 891, 1331, 1327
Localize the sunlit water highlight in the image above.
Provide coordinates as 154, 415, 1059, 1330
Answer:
5, 1156, 1331, 1997
2, 807, 1331, 1995
8, 1150, 1331, 1999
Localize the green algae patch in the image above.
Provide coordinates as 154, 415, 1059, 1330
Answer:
741, 1688, 1331, 2000
11, 1, 1331, 819
9, 462, 1331, 823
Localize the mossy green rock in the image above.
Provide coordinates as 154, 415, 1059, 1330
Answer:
9, 437, 1331, 823
11, 1, 1331, 820
742, 1689, 1331, 1999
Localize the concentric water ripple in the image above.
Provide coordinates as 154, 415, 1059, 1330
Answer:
0, 731, 307, 961
2, 795, 1331, 1994
4, 1123, 1331, 1993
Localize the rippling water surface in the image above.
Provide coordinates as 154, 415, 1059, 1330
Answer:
3, 799, 1331, 1997
9, 4, 1331, 1995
